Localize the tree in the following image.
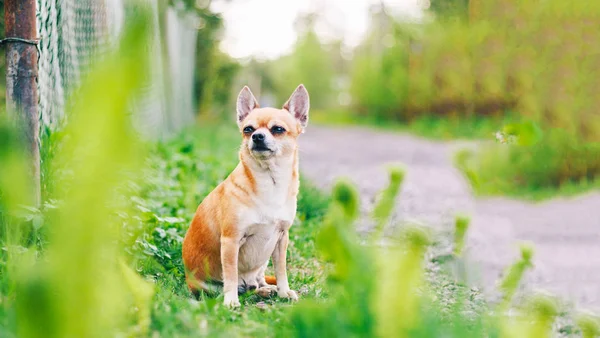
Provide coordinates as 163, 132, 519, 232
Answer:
429, 0, 470, 20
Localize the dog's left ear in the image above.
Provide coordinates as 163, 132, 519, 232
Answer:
283, 84, 310, 131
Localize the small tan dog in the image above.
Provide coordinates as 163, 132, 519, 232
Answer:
182, 84, 309, 307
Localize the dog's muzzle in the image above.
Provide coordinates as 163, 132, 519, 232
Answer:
251, 132, 272, 152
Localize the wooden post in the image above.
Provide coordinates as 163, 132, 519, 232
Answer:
5, 0, 40, 205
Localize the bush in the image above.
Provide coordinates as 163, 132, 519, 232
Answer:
346, 1, 600, 193
457, 126, 600, 198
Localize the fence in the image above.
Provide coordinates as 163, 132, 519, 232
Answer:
36, 0, 199, 138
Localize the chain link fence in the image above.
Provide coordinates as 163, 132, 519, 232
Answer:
36, 0, 198, 138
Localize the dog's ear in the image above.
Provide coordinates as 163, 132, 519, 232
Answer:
283, 84, 310, 131
237, 86, 259, 126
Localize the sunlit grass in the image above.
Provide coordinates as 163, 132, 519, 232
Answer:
311, 108, 516, 141
455, 134, 600, 201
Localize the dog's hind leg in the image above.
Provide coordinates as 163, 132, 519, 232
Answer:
256, 260, 277, 298
256, 260, 269, 287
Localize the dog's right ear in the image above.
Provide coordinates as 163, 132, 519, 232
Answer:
236, 86, 259, 127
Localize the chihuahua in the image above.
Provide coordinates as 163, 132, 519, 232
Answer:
182, 84, 309, 307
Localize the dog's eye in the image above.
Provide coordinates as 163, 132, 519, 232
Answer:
271, 126, 286, 134
243, 126, 254, 134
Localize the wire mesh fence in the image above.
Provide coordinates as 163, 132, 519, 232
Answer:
36, 0, 198, 138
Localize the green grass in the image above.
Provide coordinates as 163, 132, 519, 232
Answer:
311, 108, 515, 141
458, 161, 600, 201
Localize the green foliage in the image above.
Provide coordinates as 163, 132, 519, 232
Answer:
277, 31, 336, 109
239, 16, 340, 112
193, 7, 241, 114
429, 0, 470, 21
289, 173, 594, 338
1, 9, 156, 337
501, 292, 560, 338
168, 0, 241, 115
311, 108, 515, 141
349, 16, 411, 119
453, 215, 470, 256
297, 178, 376, 337
576, 312, 600, 338
456, 128, 600, 200
498, 243, 534, 310
341, 0, 600, 195
330, 179, 360, 223
371, 166, 405, 240
501, 120, 544, 147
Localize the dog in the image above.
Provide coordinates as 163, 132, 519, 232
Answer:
182, 84, 309, 308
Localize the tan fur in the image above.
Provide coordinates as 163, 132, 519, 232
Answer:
182, 85, 309, 307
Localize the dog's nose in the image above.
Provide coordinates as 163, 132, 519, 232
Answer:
252, 132, 265, 142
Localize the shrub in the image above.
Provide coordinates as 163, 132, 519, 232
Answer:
457, 126, 600, 198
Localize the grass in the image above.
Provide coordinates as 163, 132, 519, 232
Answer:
458, 159, 600, 201
310, 108, 515, 141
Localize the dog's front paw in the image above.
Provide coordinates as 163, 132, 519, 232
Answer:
278, 289, 299, 301
223, 294, 241, 308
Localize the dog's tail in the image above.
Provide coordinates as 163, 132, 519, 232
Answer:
265, 275, 277, 285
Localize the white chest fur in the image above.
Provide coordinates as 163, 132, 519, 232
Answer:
235, 161, 297, 275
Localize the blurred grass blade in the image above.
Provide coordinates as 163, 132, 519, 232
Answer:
503, 292, 559, 338
15, 6, 154, 338
119, 260, 155, 336
498, 243, 534, 311
375, 225, 431, 337
0, 117, 34, 266
576, 312, 600, 338
370, 166, 405, 242
330, 178, 360, 223
453, 215, 470, 257
316, 179, 361, 281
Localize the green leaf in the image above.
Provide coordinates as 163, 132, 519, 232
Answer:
503, 120, 543, 146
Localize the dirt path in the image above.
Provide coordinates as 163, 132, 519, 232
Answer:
299, 125, 600, 310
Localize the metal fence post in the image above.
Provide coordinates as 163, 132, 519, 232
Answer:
5, 0, 40, 205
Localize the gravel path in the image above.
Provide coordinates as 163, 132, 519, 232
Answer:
299, 125, 600, 310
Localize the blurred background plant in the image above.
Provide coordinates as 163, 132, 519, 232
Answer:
1, 6, 156, 336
